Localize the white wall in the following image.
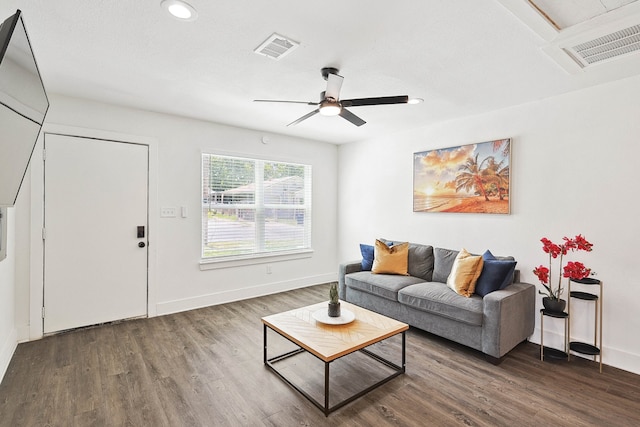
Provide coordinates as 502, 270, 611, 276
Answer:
0, 143, 33, 382
0, 207, 17, 381
338, 74, 640, 374
13, 94, 338, 342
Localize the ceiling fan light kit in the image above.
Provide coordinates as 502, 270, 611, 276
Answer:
319, 100, 341, 116
254, 67, 410, 127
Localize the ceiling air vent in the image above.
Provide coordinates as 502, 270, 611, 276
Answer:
563, 24, 640, 67
254, 33, 299, 60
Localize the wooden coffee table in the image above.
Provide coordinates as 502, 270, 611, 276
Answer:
262, 300, 408, 416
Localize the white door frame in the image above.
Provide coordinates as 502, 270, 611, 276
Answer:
29, 124, 158, 339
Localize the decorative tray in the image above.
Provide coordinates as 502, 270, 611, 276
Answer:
312, 308, 355, 325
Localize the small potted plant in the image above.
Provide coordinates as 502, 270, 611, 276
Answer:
328, 283, 341, 317
533, 234, 593, 313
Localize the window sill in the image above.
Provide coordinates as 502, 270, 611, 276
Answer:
199, 249, 313, 270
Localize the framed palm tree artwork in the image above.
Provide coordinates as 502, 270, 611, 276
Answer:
413, 138, 511, 214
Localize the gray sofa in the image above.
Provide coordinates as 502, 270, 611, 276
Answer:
338, 242, 535, 362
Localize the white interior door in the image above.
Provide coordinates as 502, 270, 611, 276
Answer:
43, 134, 148, 333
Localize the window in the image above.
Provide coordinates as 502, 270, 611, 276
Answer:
202, 154, 312, 261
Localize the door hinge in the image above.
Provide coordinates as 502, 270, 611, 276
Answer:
42, 148, 46, 161
42, 228, 46, 240
42, 306, 45, 319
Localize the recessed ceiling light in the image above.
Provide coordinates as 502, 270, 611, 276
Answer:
161, 0, 198, 21
408, 98, 424, 105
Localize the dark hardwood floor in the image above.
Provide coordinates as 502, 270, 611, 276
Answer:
1, 283, 639, 426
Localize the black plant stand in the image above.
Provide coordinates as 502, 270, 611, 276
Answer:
568, 277, 603, 372
540, 309, 569, 361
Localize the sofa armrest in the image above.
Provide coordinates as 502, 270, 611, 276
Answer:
481, 281, 536, 358
338, 260, 363, 300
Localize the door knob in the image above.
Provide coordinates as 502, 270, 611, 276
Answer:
138, 242, 146, 248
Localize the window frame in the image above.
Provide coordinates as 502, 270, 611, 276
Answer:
200, 153, 312, 268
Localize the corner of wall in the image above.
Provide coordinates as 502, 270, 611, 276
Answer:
0, 327, 17, 382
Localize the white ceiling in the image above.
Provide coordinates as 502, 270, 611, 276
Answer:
529, 0, 637, 29
3, 0, 640, 144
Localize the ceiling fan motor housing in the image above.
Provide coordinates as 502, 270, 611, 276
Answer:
321, 67, 340, 80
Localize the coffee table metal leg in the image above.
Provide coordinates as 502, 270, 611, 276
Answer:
402, 331, 406, 371
263, 324, 267, 363
324, 362, 330, 416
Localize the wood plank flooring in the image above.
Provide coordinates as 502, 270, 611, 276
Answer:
1, 283, 639, 426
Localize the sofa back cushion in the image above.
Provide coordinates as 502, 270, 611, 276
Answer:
408, 243, 434, 281
433, 248, 459, 282
379, 238, 434, 281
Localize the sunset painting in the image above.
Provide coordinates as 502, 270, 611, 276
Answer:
413, 138, 511, 214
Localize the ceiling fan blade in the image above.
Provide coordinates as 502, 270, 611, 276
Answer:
287, 109, 320, 126
341, 95, 409, 107
325, 73, 344, 100
254, 99, 318, 105
339, 108, 366, 127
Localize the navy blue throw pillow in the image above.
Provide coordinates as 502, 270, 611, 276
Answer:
360, 244, 374, 271
475, 250, 517, 297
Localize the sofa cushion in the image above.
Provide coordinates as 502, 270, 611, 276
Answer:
485, 250, 517, 287
494, 253, 517, 290
433, 248, 459, 282
360, 244, 375, 271
379, 238, 434, 281
345, 271, 425, 301
446, 248, 484, 297
360, 240, 395, 271
475, 250, 517, 297
372, 240, 409, 275
407, 243, 434, 281
398, 282, 484, 326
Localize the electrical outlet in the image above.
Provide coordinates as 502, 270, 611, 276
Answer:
266, 265, 272, 274
161, 207, 177, 218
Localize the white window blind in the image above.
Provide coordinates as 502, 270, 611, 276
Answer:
202, 153, 312, 260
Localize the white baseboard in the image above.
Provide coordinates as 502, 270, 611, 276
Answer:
0, 327, 18, 384
531, 327, 640, 375
155, 274, 336, 316
599, 345, 640, 376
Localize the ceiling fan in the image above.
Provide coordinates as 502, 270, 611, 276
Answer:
254, 67, 409, 127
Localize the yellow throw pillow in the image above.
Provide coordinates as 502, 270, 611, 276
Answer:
446, 248, 484, 297
372, 239, 409, 275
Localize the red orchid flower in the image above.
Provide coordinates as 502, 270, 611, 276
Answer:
533, 265, 549, 284
563, 261, 591, 280
541, 238, 562, 258
536, 235, 593, 300
573, 234, 593, 252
